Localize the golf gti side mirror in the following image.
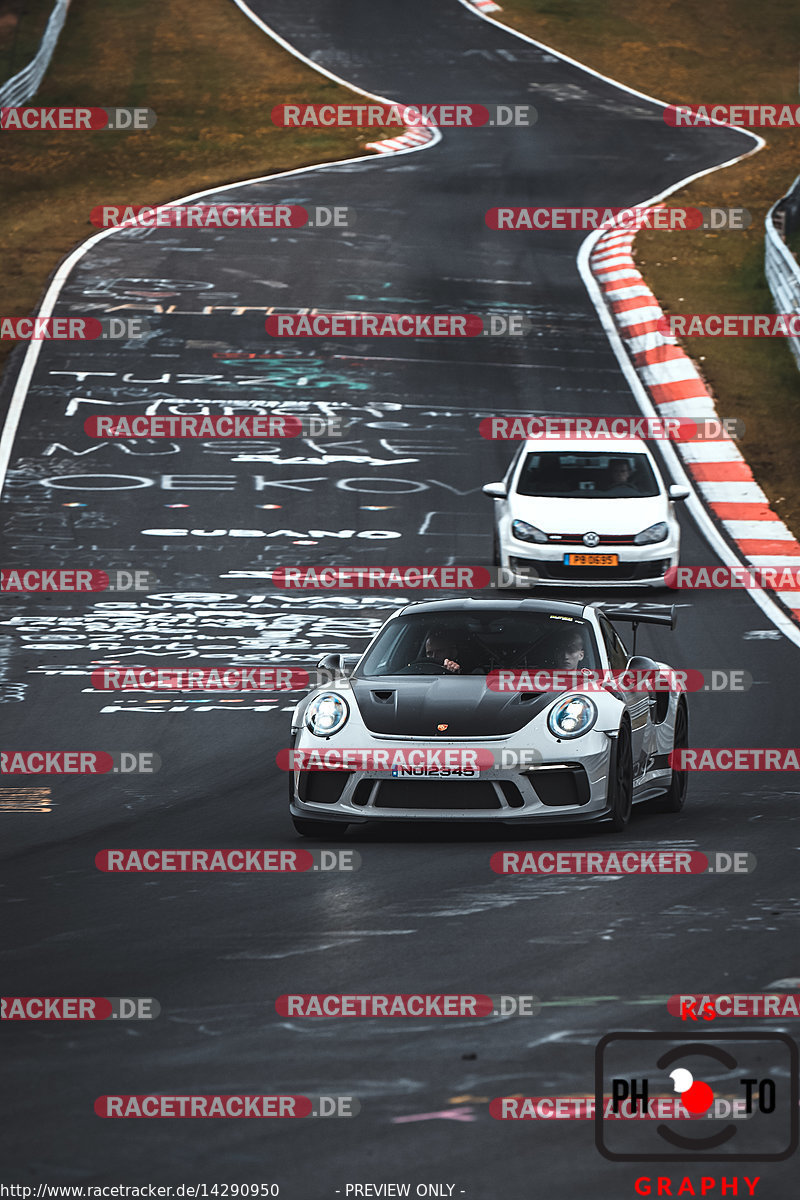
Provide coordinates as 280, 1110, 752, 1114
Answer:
669, 485, 690, 501
482, 481, 508, 499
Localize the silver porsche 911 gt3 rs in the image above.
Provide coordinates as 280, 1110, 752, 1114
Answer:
287, 597, 688, 837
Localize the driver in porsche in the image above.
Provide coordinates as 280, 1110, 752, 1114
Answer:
423, 629, 462, 674
546, 627, 586, 670
423, 624, 587, 675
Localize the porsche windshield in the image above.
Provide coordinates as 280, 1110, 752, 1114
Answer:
516, 451, 660, 498
358, 611, 600, 677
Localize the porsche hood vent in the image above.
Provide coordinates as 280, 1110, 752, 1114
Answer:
350, 677, 554, 737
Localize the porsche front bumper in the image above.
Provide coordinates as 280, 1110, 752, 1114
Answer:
289, 738, 614, 825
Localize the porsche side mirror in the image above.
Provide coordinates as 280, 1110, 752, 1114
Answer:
316, 653, 359, 678
482, 481, 508, 499
626, 655, 660, 671
669, 485, 690, 501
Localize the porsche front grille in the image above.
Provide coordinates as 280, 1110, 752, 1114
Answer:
372, 781, 505, 810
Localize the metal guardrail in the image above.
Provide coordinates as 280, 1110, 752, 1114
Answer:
0, 0, 71, 108
765, 173, 800, 371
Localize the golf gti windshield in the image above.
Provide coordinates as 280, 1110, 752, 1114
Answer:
516, 451, 660, 498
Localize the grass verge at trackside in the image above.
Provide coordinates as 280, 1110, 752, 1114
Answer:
0, 0, 395, 379
495, 0, 800, 532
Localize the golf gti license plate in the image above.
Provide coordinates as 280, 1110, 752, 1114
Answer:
564, 553, 620, 566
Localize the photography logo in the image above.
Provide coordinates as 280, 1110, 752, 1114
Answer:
595, 1032, 798, 1161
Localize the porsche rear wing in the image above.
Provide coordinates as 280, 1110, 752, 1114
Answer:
602, 606, 677, 630
597, 606, 676, 656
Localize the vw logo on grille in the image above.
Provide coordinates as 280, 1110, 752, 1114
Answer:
582, 531, 600, 548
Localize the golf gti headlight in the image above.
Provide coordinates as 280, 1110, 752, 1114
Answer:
634, 521, 668, 545
547, 695, 597, 739
304, 693, 349, 737
512, 519, 548, 543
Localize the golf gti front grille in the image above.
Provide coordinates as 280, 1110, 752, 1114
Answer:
510, 557, 670, 581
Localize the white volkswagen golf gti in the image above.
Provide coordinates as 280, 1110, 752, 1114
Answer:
483, 436, 688, 587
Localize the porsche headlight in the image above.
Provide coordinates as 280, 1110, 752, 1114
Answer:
305, 692, 349, 737
547, 695, 597, 739
512, 519, 548, 544
634, 521, 668, 545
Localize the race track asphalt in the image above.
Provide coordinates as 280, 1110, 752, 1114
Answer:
1, 2, 798, 1194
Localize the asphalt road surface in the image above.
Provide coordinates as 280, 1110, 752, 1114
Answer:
1, 1, 798, 1196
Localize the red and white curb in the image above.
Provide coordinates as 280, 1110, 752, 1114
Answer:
468, 0, 503, 12
590, 216, 800, 624
366, 125, 437, 154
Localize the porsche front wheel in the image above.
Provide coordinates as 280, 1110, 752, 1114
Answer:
606, 718, 633, 832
